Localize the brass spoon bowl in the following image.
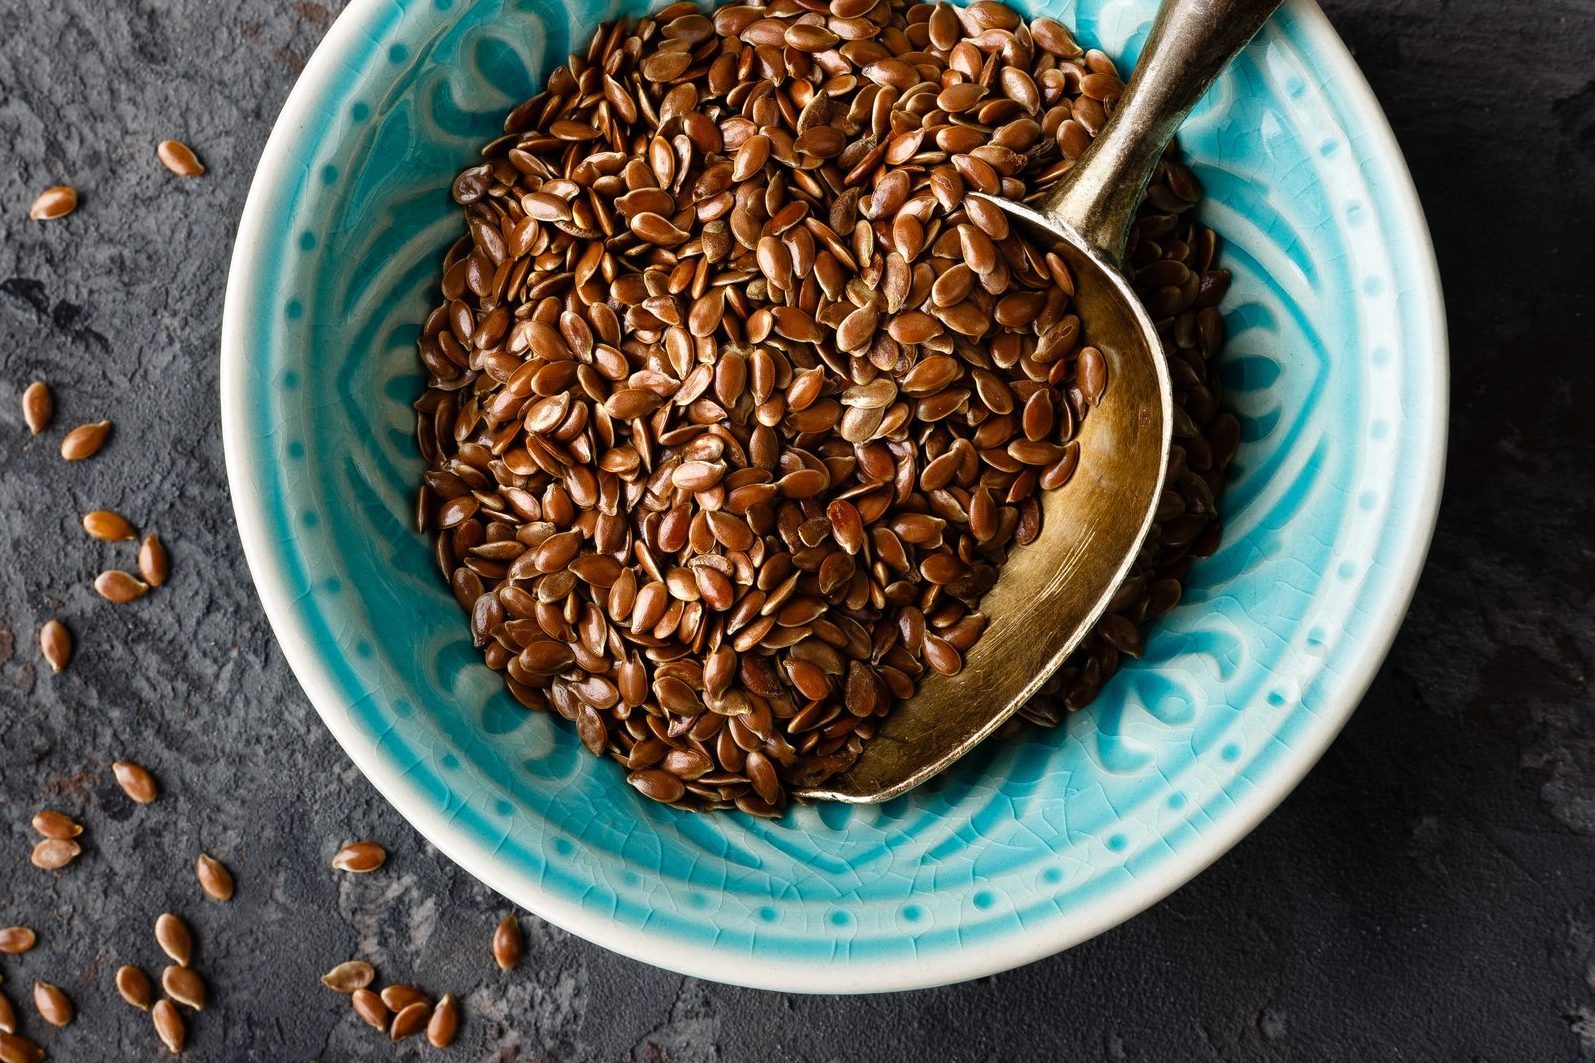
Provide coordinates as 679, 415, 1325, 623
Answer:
798, 0, 1283, 804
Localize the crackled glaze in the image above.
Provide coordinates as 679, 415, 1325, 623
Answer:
220, 0, 1446, 991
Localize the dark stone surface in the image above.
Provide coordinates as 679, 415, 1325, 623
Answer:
0, 0, 1590, 1059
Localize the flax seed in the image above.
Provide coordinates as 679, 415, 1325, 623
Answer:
414, 0, 1234, 810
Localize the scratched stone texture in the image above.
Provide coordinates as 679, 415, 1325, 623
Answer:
0, 0, 1591, 1060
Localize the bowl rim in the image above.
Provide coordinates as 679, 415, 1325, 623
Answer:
220, 0, 1447, 993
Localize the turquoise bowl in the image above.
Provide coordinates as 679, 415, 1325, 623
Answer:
221, 0, 1446, 991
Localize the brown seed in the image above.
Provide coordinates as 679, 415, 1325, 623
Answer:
112, 760, 159, 803
31, 810, 81, 840
30, 838, 80, 870
0, 929, 35, 955
32, 982, 71, 1027
29, 186, 76, 221
20, 382, 51, 435
1078, 346, 1108, 404
627, 769, 685, 804
156, 139, 205, 176
321, 960, 376, 993
139, 533, 170, 586
38, 620, 71, 674
115, 965, 155, 1010
380, 985, 429, 1012
153, 999, 186, 1053
162, 965, 206, 1011
94, 569, 148, 602
390, 1000, 431, 1042
60, 419, 110, 459
0, 991, 14, 1035
331, 840, 386, 873
492, 915, 523, 970
83, 509, 137, 541
427, 993, 460, 1048
414, 2, 1233, 808
155, 912, 193, 967
0, 1033, 43, 1063
196, 852, 235, 901
352, 988, 389, 1030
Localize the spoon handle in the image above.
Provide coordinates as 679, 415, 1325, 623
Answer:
1033, 0, 1283, 266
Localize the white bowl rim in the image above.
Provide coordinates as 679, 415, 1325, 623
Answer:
220, 0, 1448, 993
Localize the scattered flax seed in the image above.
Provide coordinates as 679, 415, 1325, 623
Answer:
330, 840, 386, 873
378, 985, 427, 1012
20, 383, 51, 435
156, 140, 205, 177
30, 838, 80, 870
351, 988, 388, 1031
0, 991, 13, 1034
31, 810, 81, 840
427, 993, 459, 1048
59, 419, 110, 460
112, 760, 159, 803
196, 852, 235, 901
0, 929, 35, 955
320, 960, 375, 994
139, 533, 170, 586
28, 186, 76, 221
83, 509, 137, 542
0, 1031, 43, 1063
161, 965, 205, 1011
38, 620, 71, 673
152, 998, 186, 1053
31, 982, 71, 1027
492, 914, 523, 971
154, 912, 193, 967
94, 569, 149, 603
115, 965, 154, 1010
389, 1000, 430, 1042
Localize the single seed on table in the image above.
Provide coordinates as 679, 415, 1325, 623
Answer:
116, 965, 155, 1010
156, 139, 205, 176
0, 991, 12, 1034
112, 760, 159, 803
427, 993, 460, 1048
31, 982, 71, 1027
28, 186, 76, 221
152, 998, 186, 1053
20, 382, 51, 435
331, 840, 386, 873
139, 533, 170, 586
380, 985, 428, 1012
31, 810, 81, 840
94, 569, 149, 603
30, 838, 80, 870
83, 509, 137, 541
351, 988, 388, 1030
60, 419, 110, 459
0, 929, 35, 955
0, 1031, 43, 1063
390, 1000, 431, 1042
155, 912, 193, 967
492, 914, 523, 970
320, 960, 375, 994
196, 852, 235, 901
162, 965, 205, 1011
38, 620, 71, 674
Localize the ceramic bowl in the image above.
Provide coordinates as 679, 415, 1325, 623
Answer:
221, 0, 1446, 992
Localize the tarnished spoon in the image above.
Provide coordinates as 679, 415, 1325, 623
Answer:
796, 0, 1282, 803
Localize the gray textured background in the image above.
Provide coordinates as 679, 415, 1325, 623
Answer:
1, 0, 1591, 1059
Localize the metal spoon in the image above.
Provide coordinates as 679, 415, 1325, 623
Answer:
796, 0, 1282, 804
